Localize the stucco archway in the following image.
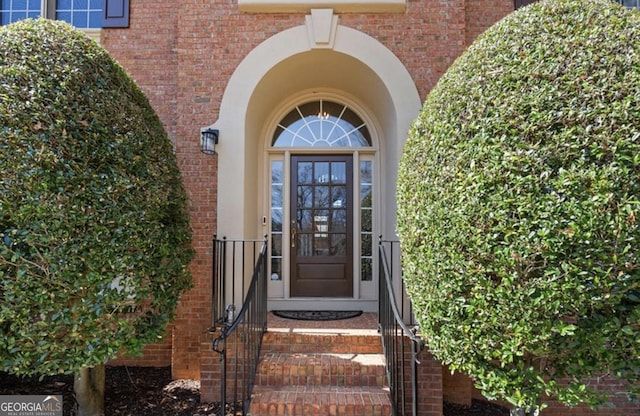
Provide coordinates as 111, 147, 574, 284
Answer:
211, 11, 421, 242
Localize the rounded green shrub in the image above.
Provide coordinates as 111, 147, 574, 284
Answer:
397, 0, 640, 412
0, 19, 193, 376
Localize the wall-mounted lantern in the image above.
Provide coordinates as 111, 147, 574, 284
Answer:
200, 127, 219, 155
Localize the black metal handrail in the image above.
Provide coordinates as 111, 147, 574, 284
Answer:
211, 236, 268, 416
378, 237, 424, 416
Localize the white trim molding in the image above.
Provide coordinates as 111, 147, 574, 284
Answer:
239, 0, 405, 13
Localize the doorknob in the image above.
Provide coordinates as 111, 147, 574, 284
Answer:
291, 220, 297, 248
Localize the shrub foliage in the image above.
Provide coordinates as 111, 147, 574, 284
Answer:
397, 0, 640, 411
0, 19, 193, 376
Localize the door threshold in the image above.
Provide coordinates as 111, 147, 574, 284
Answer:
268, 298, 377, 312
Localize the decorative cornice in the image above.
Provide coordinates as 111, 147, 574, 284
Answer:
238, 0, 405, 14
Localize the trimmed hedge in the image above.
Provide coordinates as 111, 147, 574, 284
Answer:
397, 0, 640, 412
0, 19, 193, 376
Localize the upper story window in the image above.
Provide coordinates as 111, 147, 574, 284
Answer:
56, 0, 102, 28
1, 0, 129, 28
272, 100, 372, 148
1, 0, 100, 27
0, 0, 41, 25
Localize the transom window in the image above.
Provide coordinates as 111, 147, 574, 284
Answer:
272, 100, 371, 148
1, 0, 102, 28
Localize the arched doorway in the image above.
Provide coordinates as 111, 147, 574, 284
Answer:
265, 97, 378, 309
209, 11, 421, 311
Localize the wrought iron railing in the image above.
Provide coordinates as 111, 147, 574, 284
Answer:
211, 236, 268, 416
378, 237, 424, 416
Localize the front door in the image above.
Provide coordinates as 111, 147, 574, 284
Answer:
290, 155, 353, 297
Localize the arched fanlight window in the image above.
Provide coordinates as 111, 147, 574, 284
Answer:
272, 100, 371, 147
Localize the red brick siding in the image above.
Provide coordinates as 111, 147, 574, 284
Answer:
465, 0, 514, 47
108, 328, 173, 367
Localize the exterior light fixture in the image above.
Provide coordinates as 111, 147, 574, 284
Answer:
200, 127, 219, 155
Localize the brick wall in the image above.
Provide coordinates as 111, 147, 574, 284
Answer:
458, 371, 640, 415
415, 350, 444, 416
465, 0, 514, 47
442, 370, 473, 406
107, 327, 173, 367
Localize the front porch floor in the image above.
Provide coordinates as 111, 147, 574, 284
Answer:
266, 311, 379, 333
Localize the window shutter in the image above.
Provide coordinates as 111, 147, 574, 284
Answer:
102, 0, 130, 28
515, 0, 539, 8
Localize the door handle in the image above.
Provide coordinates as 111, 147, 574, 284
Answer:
291, 227, 296, 248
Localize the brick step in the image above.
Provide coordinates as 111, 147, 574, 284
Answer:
249, 385, 393, 416
256, 352, 386, 388
262, 330, 383, 354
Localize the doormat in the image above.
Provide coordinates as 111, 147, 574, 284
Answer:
273, 310, 363, 321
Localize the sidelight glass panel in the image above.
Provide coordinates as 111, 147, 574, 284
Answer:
271, 258, 282, 281
360, 160, 373, 281
270, 160, 284, 281
272, 234, 282, 256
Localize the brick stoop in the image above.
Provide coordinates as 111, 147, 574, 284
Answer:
249, 324, 392, 416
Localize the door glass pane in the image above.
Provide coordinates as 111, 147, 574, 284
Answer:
315, 162, 330, 183
314, 186, 330, 208
331, 162, 346, 184
297, 234, 313, 256
298, 186, 313, 208
298, 209, 314, 231
297, 162, 313, 183
331, 210, 347, 232
331, 234, 347, 256
332, 186, 346, 208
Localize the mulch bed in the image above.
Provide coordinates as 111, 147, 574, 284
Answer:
444, 399, 510, 416
0, 366, 219, 416
0, 366, 509, 415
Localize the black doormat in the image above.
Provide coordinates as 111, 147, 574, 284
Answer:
273, 310, 363, 321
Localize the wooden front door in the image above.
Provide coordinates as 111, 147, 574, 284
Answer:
290, 155, 353, 297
